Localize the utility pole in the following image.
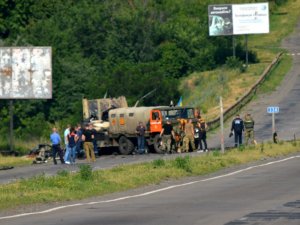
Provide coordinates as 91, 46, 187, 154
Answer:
220, 96, 225, 153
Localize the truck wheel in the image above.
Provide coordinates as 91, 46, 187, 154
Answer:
153, 134, 164, 154
118, 136, 134, 155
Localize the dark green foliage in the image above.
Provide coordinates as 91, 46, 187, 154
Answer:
0, 0, 267, 142
173, 156, 192, 173
57, 170, 70, 177
152, 159, 166, 168
275, 0, 288, 6
225, 56, 248, 73
212, 150, 221, 157
0, 0, 35, 39
260, 142, 264, 153
79, 164, 93, 180
226, 56, 243, 69
238, 144, 245, 151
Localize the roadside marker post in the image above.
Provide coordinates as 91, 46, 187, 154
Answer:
267, 106, 279, 143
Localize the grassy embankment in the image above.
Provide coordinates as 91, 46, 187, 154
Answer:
180, 0, 300, 121
0, 141, 300, 211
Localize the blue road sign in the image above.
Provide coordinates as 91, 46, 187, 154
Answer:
267, 106, 279, 113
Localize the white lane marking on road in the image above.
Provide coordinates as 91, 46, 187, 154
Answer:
1, 155, 299, 220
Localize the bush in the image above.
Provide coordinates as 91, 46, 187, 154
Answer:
225, 56, 243, 69
57, 170, 69, 177
260, 142, 264, 153
79, 164, 93, 180
173, 156, 192, 173
152, 159, 165, 168
275, 0, 288, 6
212, 150, 220, 157
238, 145, 245, 151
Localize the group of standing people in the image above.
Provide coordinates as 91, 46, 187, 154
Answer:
158, 116, 208, 154
50, 113, 255, 162
50, 123, 97, 165
230, 113, 255, 147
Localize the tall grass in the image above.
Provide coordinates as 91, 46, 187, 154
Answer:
180, 63, 266, 120
258, 54, 292, 94
0, 155, 32, 167
0, 137, 47, 156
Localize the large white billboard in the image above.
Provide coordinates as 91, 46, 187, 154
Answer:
0, 47, 52, 99
209, 2, 269, 36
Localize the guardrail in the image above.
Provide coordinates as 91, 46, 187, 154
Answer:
207, 52, 283, 130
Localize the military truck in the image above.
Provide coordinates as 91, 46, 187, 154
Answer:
82, 97, 196, 154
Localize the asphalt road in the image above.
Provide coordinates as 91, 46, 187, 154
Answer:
1, 155, 300, 225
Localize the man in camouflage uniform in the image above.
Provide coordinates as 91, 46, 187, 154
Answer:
244, 113, 255, 145
173, 119, 186, 153
182, 119, 196, 152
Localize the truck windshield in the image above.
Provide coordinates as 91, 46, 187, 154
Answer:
161, 108, 194, 120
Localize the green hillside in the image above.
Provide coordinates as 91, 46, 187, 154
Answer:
179, 0, 300, 120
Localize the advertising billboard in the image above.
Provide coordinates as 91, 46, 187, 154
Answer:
209, 2, 269, 36
0, 47, 52, 99
208, 4, 233, 36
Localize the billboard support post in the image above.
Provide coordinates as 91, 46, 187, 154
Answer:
9, 100, 14, 152
232, 35, 236, 58
245, 34, 249, 67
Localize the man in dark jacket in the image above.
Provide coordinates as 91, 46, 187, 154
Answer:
82, 123, 96, 163
160, 118, 175, 154
136, 121, 146, 154
230, 114, 244, 147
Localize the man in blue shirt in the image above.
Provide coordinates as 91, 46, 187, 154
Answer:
50, 127, 65, 165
